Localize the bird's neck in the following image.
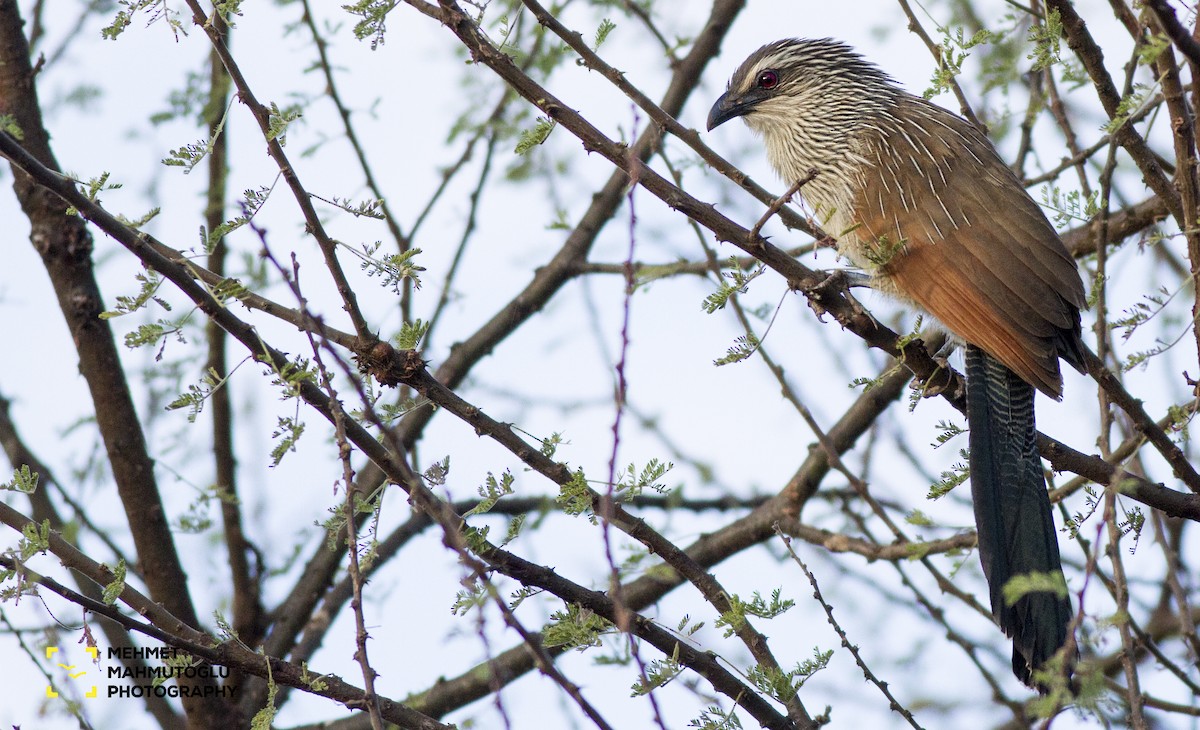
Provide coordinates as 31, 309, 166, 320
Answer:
746, 89, 900, 239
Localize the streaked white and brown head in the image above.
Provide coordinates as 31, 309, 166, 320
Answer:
707, 39, 902, 228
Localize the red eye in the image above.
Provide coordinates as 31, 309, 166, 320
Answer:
757, 70, 779, 89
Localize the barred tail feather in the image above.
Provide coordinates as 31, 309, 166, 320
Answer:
965, 345, 1072, 687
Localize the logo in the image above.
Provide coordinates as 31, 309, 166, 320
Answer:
45, 646, 99, 699
42, 644, 239, 700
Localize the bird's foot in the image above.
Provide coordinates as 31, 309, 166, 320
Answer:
912, 342, 958, 398
914, 359, 954, 398
802, 268, 870, 320
840, 270, 873, 289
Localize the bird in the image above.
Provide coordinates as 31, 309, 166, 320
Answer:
707, 38, 1084, 688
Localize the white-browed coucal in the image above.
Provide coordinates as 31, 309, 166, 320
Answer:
707, 38, 1083, 688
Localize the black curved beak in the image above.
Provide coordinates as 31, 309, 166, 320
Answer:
706, 91, 739, 131
706, 90, 761, 131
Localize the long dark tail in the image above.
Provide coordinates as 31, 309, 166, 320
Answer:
965, 345, 1072, 687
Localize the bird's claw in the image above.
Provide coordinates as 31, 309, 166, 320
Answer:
802, 268, 872, 321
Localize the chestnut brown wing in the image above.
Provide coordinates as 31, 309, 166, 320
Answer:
853, 98, 1085, 398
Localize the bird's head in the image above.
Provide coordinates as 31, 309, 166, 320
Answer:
706, 38, 897, 135
706, 38, 902, 192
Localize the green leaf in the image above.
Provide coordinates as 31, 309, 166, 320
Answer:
500, 514, 526, 548
928, 450, 970, 499
924, 27, 994, 99
317, 195, 385, 219
543, 604, 613, 650
299, 662, 329, 692
713, 333, 759, 366
539, 431, 567, 458
205, 185, 273, 252
615, 459, 672, 500
688, 705, 744, 729
343, 0, 397, 49
931, 420, 965, 448
166, 367, 226, 423
1134, 32, 1170, 66
424, 457, 450, 487
557, 468, 594, 519
266, 102, 302, 144
102, 559, 127, 605
101, 270, 165, 320
354, 243, 425, 294
1027, 8, 1065, 72
715, 589, 794, 638
451, 583, 487, 616
0, 114, 24, 140
463, 524, 491, 554
702, 259, 764, 313
515, 116, 555, 154
1, 465, 39, 494
117, 207, 161, 229
594, 19, 616, 49
249, 658, 278, 730
270, 416, 305, 467
1002, 570, 1069, 607
746, 647, 832, 701
464, 470, 515, 516
269, 357, 317, 398
18, 519, 51, 560
102, 0, 168, 41
905, 509, 933, 527
631, 644, 682, 696
676, 613, 705, 637
396, 317, 430, 350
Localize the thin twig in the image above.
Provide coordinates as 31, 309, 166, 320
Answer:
775, 525, 924, 730
749, 170, 816, 240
